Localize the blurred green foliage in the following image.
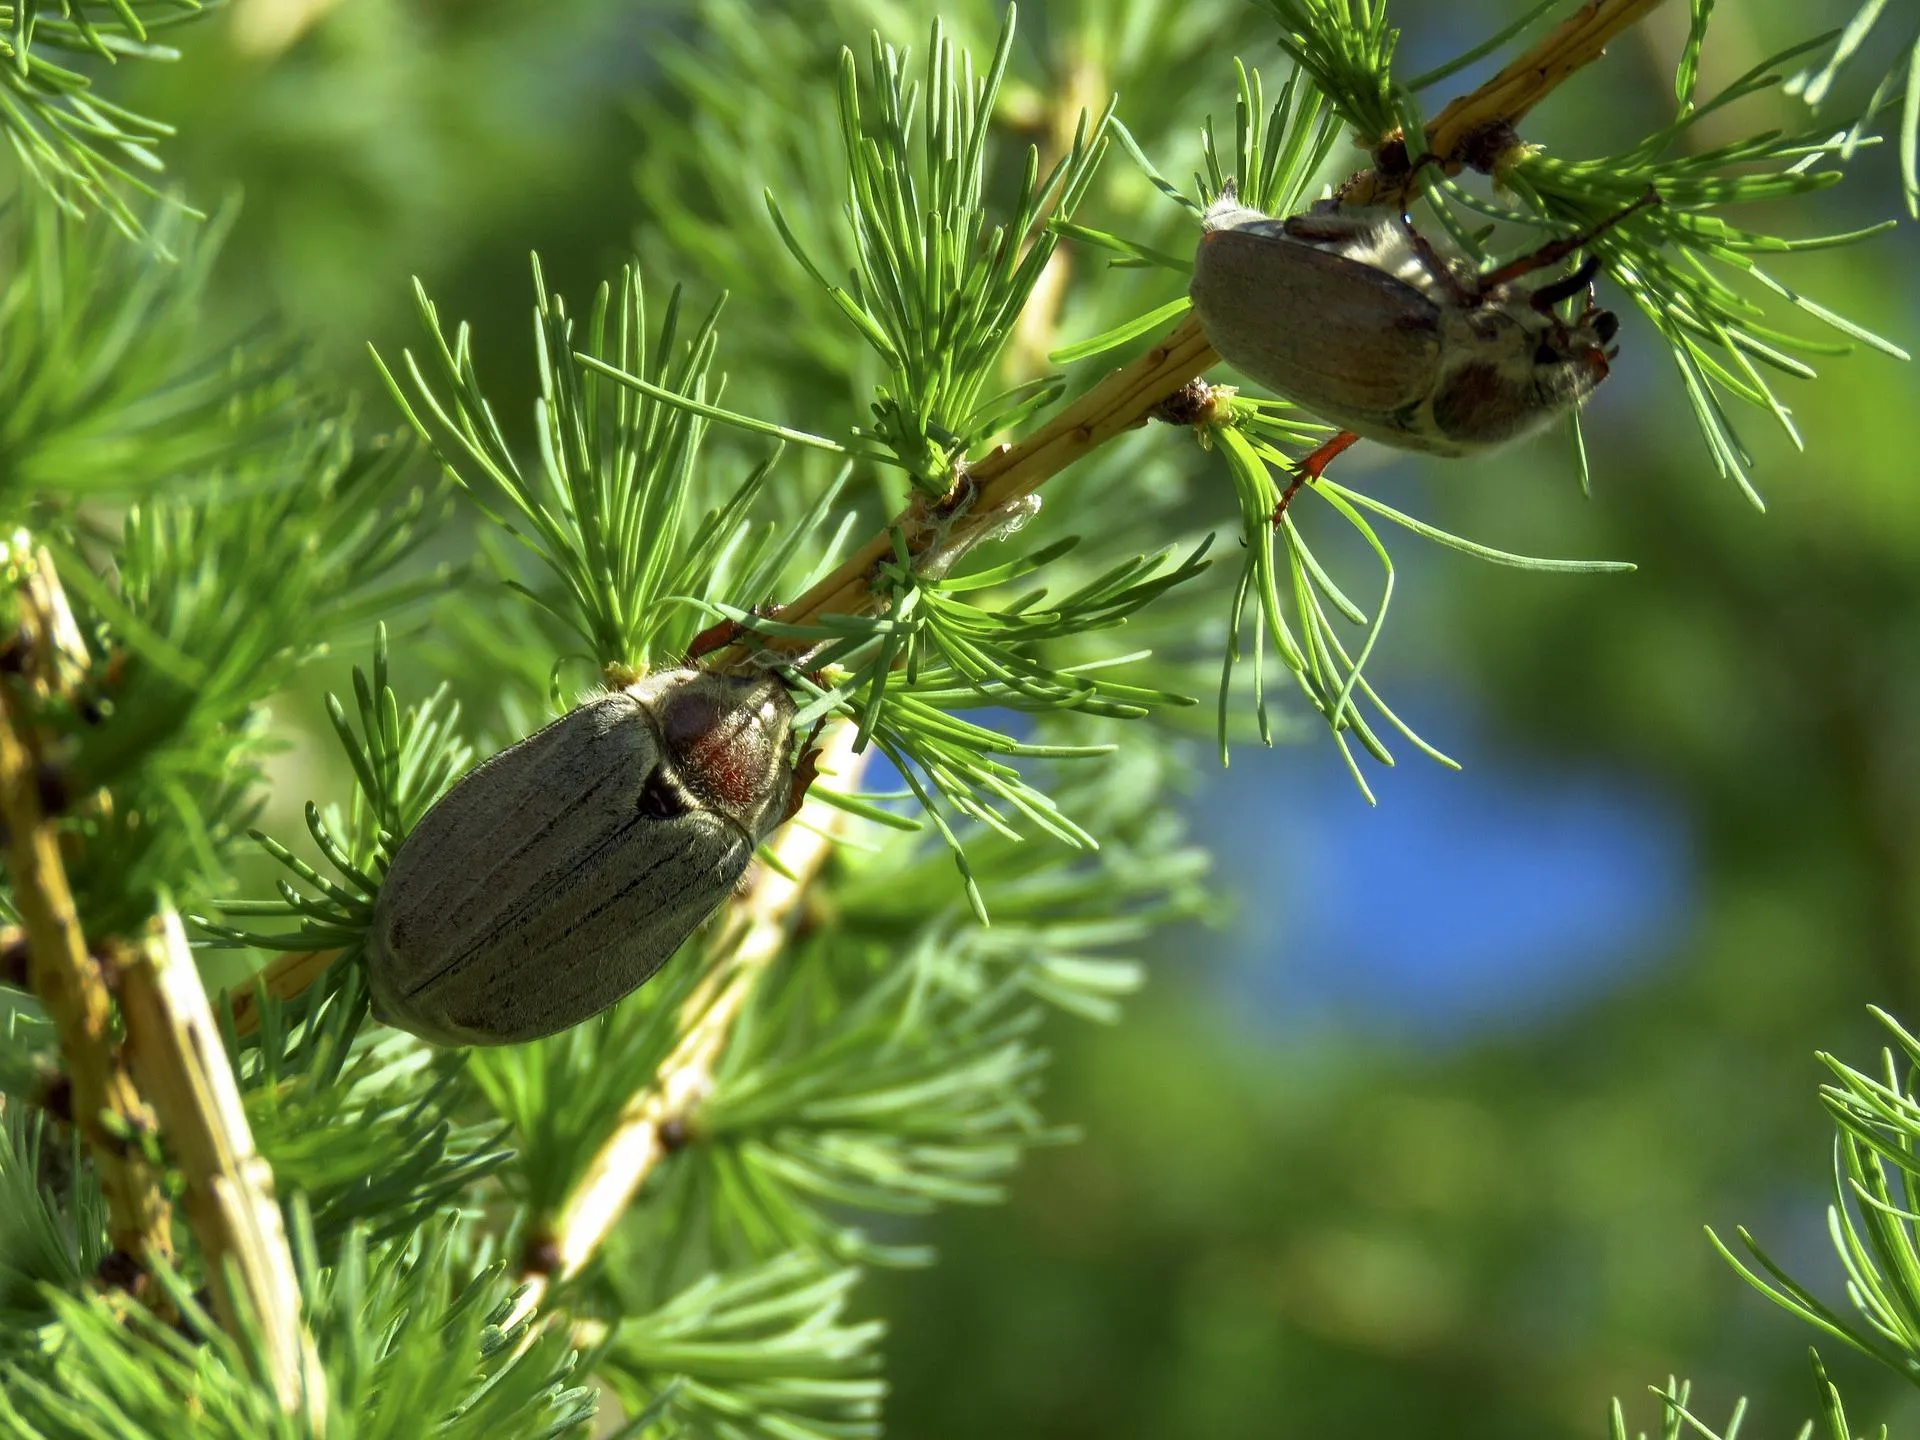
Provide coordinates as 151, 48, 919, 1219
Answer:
16, 0, 1916, 1434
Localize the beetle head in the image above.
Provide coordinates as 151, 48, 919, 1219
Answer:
1507, 253, 1621, 413
1527, 299, 1620, 415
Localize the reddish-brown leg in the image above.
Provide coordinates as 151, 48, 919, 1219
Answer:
1476, 188, 1660, 292
780, 716, 828, 824
1273, 430, 1360, 524
685, 615, 743, 662
686, 602, 787, 664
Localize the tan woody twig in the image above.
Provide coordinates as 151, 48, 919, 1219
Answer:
1344, 0, 1675, 205
118, 908, 326, 1425
1, 546, 173, 1285
1426, 0, 1672, 150
6, 547, 319, 1417
511, 722, 867, 1319
741, 315, 1218, 655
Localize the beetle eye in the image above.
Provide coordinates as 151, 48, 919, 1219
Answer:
1532, 341, 1561, 366
1593, 310, 1620, 344
636, 766, 691, 820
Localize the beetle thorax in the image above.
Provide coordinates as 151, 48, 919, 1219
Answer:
641, 671, 796, 837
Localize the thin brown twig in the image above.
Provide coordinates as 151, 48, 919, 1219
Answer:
118, 908, 325, 1424
1429, 0, 1673, 146
1345, 0, 1675, 205
1, 547, 173, 1283
737, 314, 1218, 657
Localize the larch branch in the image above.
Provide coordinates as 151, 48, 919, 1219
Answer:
118, 908, 325, 1424
1, 545, 173, 1283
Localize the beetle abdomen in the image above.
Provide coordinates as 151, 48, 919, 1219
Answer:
1190, 226, 1443, 428
377, 818, 751, 1045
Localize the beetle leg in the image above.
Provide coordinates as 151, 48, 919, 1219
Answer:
1589, 305, 1621, 350
686, 615, 744, 662
1273, 430, 1360, 524
1365, 138, 1449, 187
1336, 141, 1455, 204
780, 718, 827, 824
1401, 149, 1445, 180
1393, 216, 1478, 304
687, 601, 786, 664
1476, 187, 1661, 293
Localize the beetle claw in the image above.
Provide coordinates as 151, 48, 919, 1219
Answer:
778, 710, 829, 825
1273, 430, 1361, 525
782, 743, 823, 824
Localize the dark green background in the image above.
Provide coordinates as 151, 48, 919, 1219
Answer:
93, 0, 1920, 1433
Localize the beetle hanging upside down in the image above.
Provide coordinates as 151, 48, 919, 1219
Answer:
1187, 187, 1659, 518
